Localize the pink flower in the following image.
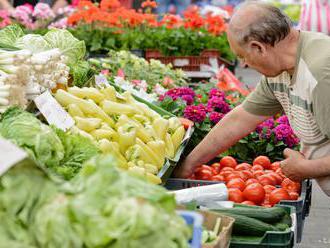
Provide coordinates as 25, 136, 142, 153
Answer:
101, 69, 110, 75
49, 17, 68, 29
33, 3, 55, 20
209, 112, 224, 124
163, 76, 174, 87
12, 5, 33, 27
0, 10, 11, 28
154, 84, 167, 95
207, 96, 231, 114
184, 104, 206, 123
117, 69, 125, 78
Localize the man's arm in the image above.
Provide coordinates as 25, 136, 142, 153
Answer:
0, 0, 14, 11
175, 105, 270, 178
281, 148, 330, 181
52, 0, 68, 13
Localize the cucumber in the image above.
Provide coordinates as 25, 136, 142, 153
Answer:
213, 206, 286, 223
277, 213, 292, 226
274, 223, 289, 231
214, 213, 279, 236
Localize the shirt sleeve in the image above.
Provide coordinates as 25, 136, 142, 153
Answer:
242, 76, 283, 116
313, 74, 330, 138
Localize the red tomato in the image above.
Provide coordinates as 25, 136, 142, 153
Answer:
228, 188, 244, 203
265, 172, 283, 185
289, 191, 299, 200
253, 156, 271, 169
253, 170, 265, 179
258, 174, 277, 186
264, 170, 273, 174
251, 164, 264, 171
221, 167, 234, 172
194, 165, 214, 180
241, 201, 256, 206
235, 163, 252, 171
227, 178, 246, 191
243, 183, 265, 204
211, 174, 225, 182
271, 162, 281, 171
246, 178, 259, 186
264, 185, 276, 195
211, 163, 221, 174
225, 173, 242, 182
241, 170, 253, 179
220, 170, 233, 178
262, 204, 273, 208
281, 178, 301, 193
220, 156, 238, 168
269, 188, 291, 205
179, 117, 194, 129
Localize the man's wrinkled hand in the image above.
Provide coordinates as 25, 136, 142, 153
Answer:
173, 158, 195, 179
280, 148, 308, 182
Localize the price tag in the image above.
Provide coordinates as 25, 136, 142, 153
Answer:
174, 59, 189, 67
0, 138, 28, 176
34, 91, 74, 131
95, 74, 110, 88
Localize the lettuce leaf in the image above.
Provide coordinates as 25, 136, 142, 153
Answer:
0, 25, 24, 47
44, 29, 86, 64
15, 34, 51, 53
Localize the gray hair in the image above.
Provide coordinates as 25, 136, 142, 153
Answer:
230, 1, 293, 46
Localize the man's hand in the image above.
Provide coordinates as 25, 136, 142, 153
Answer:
173, 158, 194, 178
280, 148, 308, 181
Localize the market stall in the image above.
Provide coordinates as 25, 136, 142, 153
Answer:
0, 0, 317, 247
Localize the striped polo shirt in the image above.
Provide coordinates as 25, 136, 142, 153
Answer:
242, 31, 330, 196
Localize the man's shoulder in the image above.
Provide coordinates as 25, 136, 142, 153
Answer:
300, 31, 330, 81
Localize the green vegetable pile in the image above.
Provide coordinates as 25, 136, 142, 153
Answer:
0, 154, 190, 247
0, 107, 100, 179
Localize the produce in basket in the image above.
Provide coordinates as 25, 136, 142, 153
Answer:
189, 155, 301, 207
54, 86, 187, 184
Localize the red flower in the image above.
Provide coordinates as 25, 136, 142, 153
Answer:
141, 0, 157, 9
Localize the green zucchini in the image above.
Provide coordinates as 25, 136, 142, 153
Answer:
213, 206, 286, 223
216, 213, 279, 236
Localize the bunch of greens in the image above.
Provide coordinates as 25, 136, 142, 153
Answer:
89, 50, 188, 93
0, 107, 99, 179
0, 154, 190, 247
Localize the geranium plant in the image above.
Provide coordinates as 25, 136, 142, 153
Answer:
158, 83, 300, 161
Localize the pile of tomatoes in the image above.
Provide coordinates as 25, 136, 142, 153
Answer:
189, 155, 301, 207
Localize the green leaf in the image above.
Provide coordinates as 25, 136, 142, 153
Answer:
266, 143, 274, 152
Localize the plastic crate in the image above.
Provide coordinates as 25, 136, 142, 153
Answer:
165, 178, 308, 243
178, 210, 204, 248
165, 178, 219, 190
145, 49, 235, 73
229, 206, 296, 248
278, 180, 309, 243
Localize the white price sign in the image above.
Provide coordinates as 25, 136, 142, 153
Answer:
0, 138, 28, 176
34, 91, 74, 131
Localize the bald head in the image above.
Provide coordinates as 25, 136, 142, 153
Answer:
228, 2, 292, 46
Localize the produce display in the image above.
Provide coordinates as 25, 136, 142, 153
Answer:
89, 50, 188, 97
0, 25, 87, 112
54, 86, 187, 184
189, 155, 301, 207
0, 154, 190, 247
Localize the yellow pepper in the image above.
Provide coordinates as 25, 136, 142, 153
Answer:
98, 139, 127, 169
146, 172, 162, 185
144, 163, 159, 175
90, 128, 119, 142
67, 103, 85, 118
152, 117, 169, 140
171, 126, 185, 152
136, 138, 161, 168
118, 124, 136, 153
100, 86, 117, 101
101, 100, 141, 116
74, 116, 102, 133
165, 133, 175, 159
147, 140, 166, 169
68, 87, 105, 103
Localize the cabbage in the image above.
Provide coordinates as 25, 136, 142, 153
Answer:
0, 107, 64, 170
15, 34, 51, 53
0, 25, 24, 48
44, 29, 86, 64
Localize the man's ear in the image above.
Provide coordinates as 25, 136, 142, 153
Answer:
248, 41, 266, 55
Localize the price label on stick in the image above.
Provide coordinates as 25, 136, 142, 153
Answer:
34, 91, 74, 131
0, 138, 28, 176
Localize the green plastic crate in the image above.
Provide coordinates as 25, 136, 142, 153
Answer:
229, 205, 296, 248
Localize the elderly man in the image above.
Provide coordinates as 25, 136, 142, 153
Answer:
176, 2, 330, 196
